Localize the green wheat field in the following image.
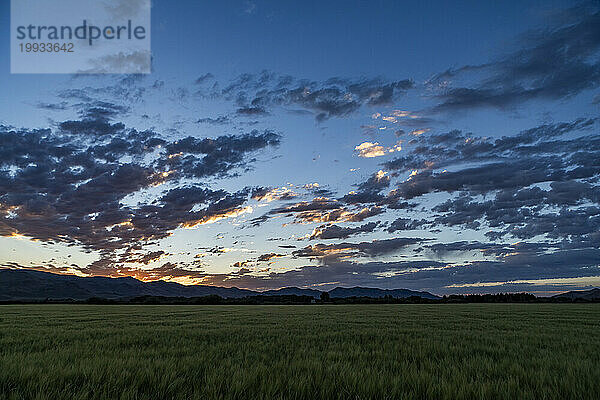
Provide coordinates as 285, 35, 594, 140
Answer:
1, 304, 599, 399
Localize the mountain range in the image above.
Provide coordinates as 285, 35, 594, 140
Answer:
0, 269, 440, 300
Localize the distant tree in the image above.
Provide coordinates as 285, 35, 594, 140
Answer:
320, 292, 330, 302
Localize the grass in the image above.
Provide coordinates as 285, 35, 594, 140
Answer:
0, 304, 599, 400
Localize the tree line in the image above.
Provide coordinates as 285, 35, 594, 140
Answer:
1, 292, 597, 304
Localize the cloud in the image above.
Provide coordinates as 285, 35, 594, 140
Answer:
387, 217, 427, 233
384, 118, 596, 173
348, 117, 600, 246
55, 100, 132, 136
215, 71, 413, 121
59, 119, 125, 136
159, 130, 281, 178
339, 171, 391, 205
125, 262, 206, 281
308, 222, 379, 240
36, 102, 69, 111
0, 116, 279, 269
252, 186, 298, 202
197, 116, 230, 125
237, 106, 269, 116
264, 197, 384, 225
293, 237, 428, 263
355, 170, 390, 193
256, 253, 284, 262
355, 142, 401, 158
57, 77, 149, 104
355, 142, 385, 158
185, 259, 444, 291
427, 5, 600, 112
120, 250, 167, 265
195, 73, 214, 84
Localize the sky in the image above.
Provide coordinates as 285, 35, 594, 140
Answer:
1, 0, 599, 295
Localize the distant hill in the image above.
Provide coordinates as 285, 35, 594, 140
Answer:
0, 269, 439, 301
261, 287, 323, 298
0, 269, 254, 300
552, 288, 600, 301
329, 286, 440, 300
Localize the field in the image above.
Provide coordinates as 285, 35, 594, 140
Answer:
1, 304, 599, 399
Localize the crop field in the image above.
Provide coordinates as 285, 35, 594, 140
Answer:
1, 304, 599, 399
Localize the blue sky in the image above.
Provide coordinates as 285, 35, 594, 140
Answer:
1, 0, 599, 295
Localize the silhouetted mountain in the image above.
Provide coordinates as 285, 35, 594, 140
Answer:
329, 286, 440, 300
0, 269, 439, 301
552, 288, 600, 301
0, 269, 254, 300
261, 287, 322, 298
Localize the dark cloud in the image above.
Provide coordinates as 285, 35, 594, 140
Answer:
59, 119, 125, 136
77, 101, 130, 121
237, 106, 269, 116
308, 222, 379, 240
293, 237, 428, 263
251, 187, 298, 202
0, 115, 279, 269
256, 253, 284, 262
159, 130, 280, 179
353, 117, 600, 248
387, 217, 427, 233
54, 100, 131, 136
264, 196, 385, 225
381, 119, 599, 202
197, 115, 230, 125
120, 250, 167, 265
195, 73, 214, 84
428, 6, 600, 112
429, 186, 600, 242
36, 102, 69, 111
57, 77, 149, 104
125, 262, 207, 281
383, 119, 596, 173
217, 71, 413, 121
350, 123, 596, 228
341, 171, 391, 205
355, 171, 390, 194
